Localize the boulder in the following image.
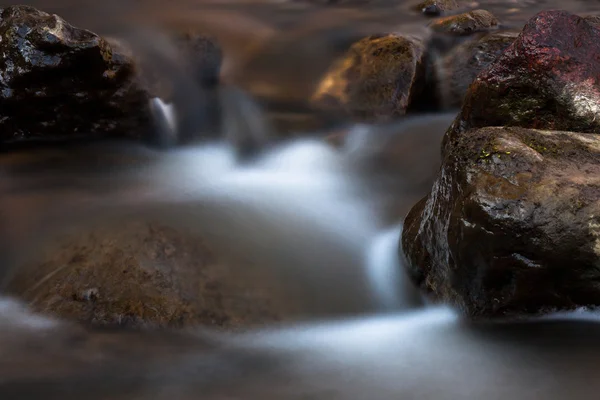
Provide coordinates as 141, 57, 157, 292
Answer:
402, 126, 600, 318
0, 5, 151, 144
429, 9, 499, 36
444, 10, 600, 154
311, 33, 427, 121
436, 30, 518, 109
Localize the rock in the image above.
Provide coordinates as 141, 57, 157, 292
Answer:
444, 10, 600, 155
6, 220, 305, 329
436, 30, 518, 108
0, 5, 151, 144
402, 126, 600, 318
414, 0, 459, 17
311, 33, 427, 121
429, 9, 499, 35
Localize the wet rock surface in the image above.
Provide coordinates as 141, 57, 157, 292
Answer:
0, 5, 151, 144
311, 33, 427, 121
429, 9, 499, 35
436, 30, 518, 109
402, 126, 600, 318
444, 10, 600, 154
5, 220, 304, 329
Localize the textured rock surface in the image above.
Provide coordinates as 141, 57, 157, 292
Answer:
311, 33, 426, 121
429, 9, 499, 35
402, 126, 600, 318
6, 220, 304, 329
444, 10, 600, 154
436, 30, 518, 108
0, 5, 151, 144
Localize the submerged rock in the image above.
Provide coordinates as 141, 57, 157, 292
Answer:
6, 221, 304, 329
429, 9, 499, 36
436, 30, 518, 109
402, 126, 600, 318
444, 10, 600, 154
0, 5, 150, 144
311, 33, 427, 121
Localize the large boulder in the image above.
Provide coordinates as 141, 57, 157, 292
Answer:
0, 5, 151, 144
444, 10, 600, 154
402, 126, 600, 318
311, 33, 427, 122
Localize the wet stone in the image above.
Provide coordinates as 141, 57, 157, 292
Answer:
0, 5, 151, 145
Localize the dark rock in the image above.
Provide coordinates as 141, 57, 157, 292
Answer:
0, 5, 151, 144
436, 30, 518, 109
429, 9, 499, 36
311, 33, 427, 121
414, 0, 459, 17
402, 126, 600, 318
444, 10, 600, 155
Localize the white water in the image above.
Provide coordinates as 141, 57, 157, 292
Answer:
5, 97, 600, 398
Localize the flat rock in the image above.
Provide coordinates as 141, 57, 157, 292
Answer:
402, 126, 600, 318
0, 5, 152, 144
444, 10, 600, 155
311, 33, 426, 121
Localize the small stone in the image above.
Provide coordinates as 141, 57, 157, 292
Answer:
429, 9, 499, 36
0, 5, 151, 144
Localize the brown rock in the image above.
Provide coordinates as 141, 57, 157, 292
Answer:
402, 126, 600, 318
0, 5, 151, 144
444, 10, 600, 155
436, 30, 518, 108
311, 33, 427, 121
429, 9, 499, 36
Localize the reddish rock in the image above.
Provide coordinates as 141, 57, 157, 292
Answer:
444, 10, 600, 155
436, 30, 518, 108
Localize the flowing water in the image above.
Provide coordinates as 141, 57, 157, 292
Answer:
2, 0, 600, 398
